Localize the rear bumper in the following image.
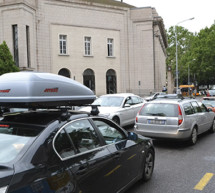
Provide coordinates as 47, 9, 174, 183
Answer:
134, 125, 192, 140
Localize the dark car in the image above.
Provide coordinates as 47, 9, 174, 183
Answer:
0, 72, 155, 193
0, 110, 154, 193
156, 94, 184, 99
144, 92, 166, 101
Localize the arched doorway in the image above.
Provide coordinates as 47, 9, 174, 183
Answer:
106, 69, 117, 94
58, 68, 71, 78
83, 68, 95, 92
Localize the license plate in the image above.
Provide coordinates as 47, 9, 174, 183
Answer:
148, 119, 165, 125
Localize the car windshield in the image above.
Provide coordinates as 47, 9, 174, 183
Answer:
92, 97, 124, 107
0, 124, 41, 163
202, 100, 215, 107
139, 103, 178, 117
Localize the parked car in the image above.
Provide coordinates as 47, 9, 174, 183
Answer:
0, 72, 155, 193
0, 110, 155, 193
135, 98, 215, 145
145, 93, 183, 101
202, 97, 215, 113
79, 93, 144, 127
156, 94, 184, 99
144, 92, 166, 101
206, 90, 215, 96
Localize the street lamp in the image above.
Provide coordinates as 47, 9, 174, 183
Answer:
188, 63, 190, 85
175, 17, 194, 93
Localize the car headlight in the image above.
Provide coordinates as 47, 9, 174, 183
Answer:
0, 186, 7, 193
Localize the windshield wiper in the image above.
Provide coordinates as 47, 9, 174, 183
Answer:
146, 113, 166, 116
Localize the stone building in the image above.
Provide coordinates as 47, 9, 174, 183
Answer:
0, 0, 167, 96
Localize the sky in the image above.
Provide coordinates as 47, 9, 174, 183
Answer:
122, 0, 215, 33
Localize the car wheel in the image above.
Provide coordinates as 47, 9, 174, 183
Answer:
142, 149, 154, 181
112, 116, 120, 125
189, 127, 197, 145
209, 119, 215, 133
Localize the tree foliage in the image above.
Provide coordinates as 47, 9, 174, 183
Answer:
166, 23, 215, 88
166, 26, 195, 85
0, 41, 19, 75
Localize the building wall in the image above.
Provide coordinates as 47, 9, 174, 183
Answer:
0, 0, 167, 97
154, 24, 167, 92
50, 25, 121, 96
0, 2, 37, 70
128, 7, 167, 95
36, 0, 130, 95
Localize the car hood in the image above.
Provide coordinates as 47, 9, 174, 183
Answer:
79, 106, 120, 115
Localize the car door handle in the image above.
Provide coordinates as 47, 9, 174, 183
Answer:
114, 152, 121, 159
76, 166, 88, 175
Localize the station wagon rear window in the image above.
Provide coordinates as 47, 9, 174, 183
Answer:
139, 103, 178, 117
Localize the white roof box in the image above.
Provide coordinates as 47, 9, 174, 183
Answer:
0, 72, 96, 108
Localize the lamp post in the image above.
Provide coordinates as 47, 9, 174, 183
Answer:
188, 63, 190, 85
175, 17, 194, 93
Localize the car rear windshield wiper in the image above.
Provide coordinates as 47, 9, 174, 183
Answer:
146, 113, 166, 116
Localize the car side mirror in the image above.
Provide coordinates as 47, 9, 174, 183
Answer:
127, 132, 138, 141
208, 108, 212, 112
124, 104, 131, 108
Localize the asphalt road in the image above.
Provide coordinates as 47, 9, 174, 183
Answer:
125, 128, 215, 193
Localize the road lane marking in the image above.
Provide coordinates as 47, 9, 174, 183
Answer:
194, 173, 214, 190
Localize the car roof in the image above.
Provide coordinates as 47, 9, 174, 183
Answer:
156, 94, 182, 98
99, 93, 136, 98
146, 98, 197, 104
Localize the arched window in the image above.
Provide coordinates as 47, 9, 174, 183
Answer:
83, 69, 95, 92
106, 69, 117, 94
58, 68, 71, 78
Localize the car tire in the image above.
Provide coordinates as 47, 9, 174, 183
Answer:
209, 119, 215, 133
189, 127, 197, 145
112, 116, 120, 125
142, 149, 154, 181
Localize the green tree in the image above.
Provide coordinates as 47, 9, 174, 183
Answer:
166, 26, 195, 85
0, 41, 19, 75
190, 25, 215, 87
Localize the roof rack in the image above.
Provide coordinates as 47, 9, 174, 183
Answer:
90, 105, 100, 116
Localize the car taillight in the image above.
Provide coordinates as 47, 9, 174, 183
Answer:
178, 105, 183, 125
136, 104, 145, 123
136, 116, 138, 123
138, 104, 145, 114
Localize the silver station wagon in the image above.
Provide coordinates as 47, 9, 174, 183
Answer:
134, 98, 215, 145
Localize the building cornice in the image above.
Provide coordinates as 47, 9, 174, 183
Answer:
0, 0, 36, 11
153, 16, 168, 48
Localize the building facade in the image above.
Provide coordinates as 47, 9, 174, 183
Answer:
0, 0, 167, 96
